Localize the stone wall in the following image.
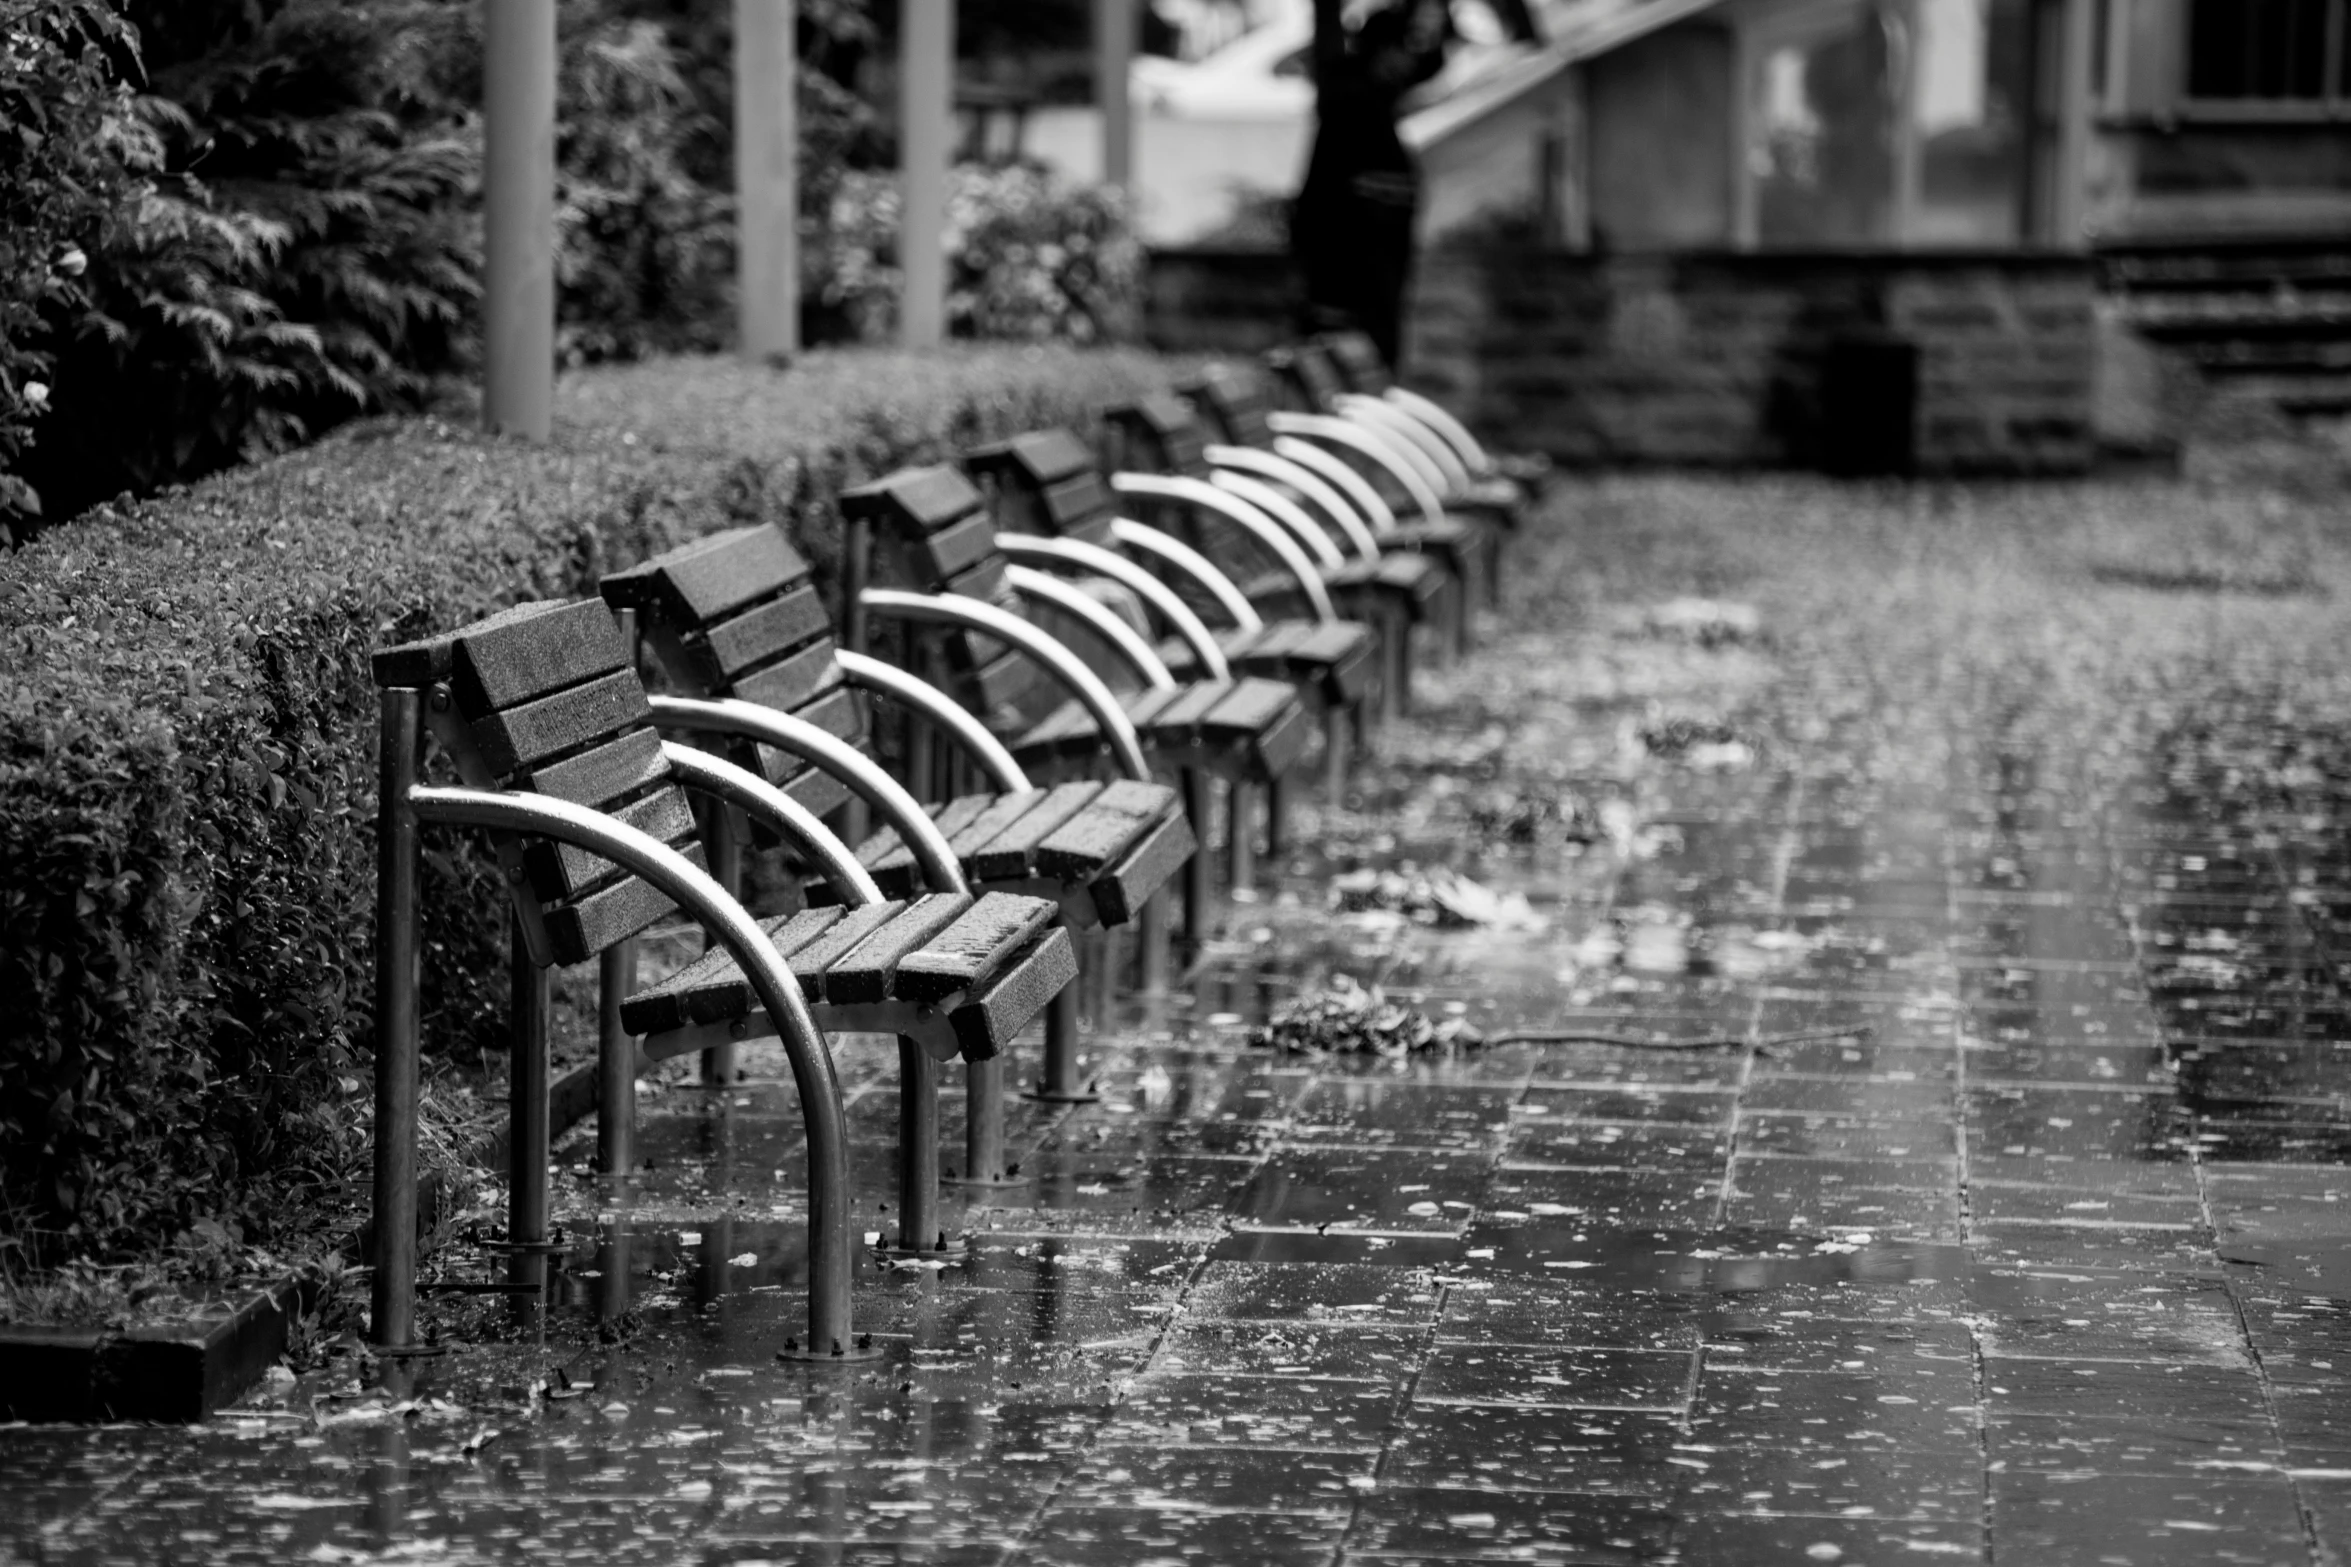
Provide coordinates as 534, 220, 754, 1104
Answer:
1407, 246, 2098, 475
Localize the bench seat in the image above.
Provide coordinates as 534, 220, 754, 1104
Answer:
1017, 676, 1313, 784
1155, 619, 1376, 709
620, 891, 1076, 1063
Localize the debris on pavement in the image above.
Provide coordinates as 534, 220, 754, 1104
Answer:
1251, 975, 1486, 1056
1329, 866, 1548, 931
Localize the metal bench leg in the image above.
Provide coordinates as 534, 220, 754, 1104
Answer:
1139, 887, 1172, 995
598, 939, 636, 1177
1031, 979, 1096, 1103
1227, 781, 1257, 896
1265, 773, 1289, 861
370, 689, 423, 1353
700, 801, 741, 1087
964, 1055, 1012, 1183
1323, 704, 1351, 810
508, 916, 552, 1324
1089, 925, 1119, 1026
894, 1036, 941, 1252
1181, 768, 1211, 945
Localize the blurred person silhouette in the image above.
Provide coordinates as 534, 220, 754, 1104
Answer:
1293, 0, 1455, 369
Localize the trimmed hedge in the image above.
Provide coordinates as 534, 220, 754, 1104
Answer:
0, 344, 1189, 1255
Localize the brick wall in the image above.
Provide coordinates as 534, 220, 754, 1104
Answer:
1407, 245, 2097, 475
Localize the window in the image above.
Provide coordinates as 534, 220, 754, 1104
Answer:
2185, 0, 2341, 103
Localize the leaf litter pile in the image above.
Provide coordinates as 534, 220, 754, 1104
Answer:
1252, 976, 1873, 1058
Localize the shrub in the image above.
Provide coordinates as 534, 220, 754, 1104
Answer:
0, 344, 1188, 1259
820, 163, 1143, 345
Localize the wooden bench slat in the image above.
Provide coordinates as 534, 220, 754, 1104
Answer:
970, 780, 1102, 880
473, 672, 652, 776
1083, 805, 1196, 926
522, 726, 667, 812
948, 926, 1077, 1062
619, 906, 846, 1035
604, 526, 812, 627
915, 512, 1000, 585
856, 793, 1001, 900
1033, 778, 1177, 882
780, 760, 855, 821
824, 892, 977, 1005
524, 782, 697, 902
784, 900, 908, 1003
374, 600, 560, 689
894, 891, 1059, 1004
449, 599, 627, 719
690, 586, 830, 683
1199, 678, 1300, 746
544, 841, 706, 967
733, 639, 841, 713
1136, 681, 1229, 747
940, 788, 1054, 875
843, 464, 983, 536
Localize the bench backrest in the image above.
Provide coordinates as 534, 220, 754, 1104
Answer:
963, 429, 1118, 547
1318, 330, 1394, 394
598, 524, 866, 820
1263, 343, 1348, 413
1103, 393, 1213, 481
371, 599, 706, 967
839, 464, 1044, 719
1181, 364, 1277, 448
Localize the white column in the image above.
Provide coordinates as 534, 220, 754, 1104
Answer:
736, 0, 800, 362
483, 0, 556, 438
1095, 0, 1135, 190
1890, 0, 1924, 246
900, 0, 953, 349
2051, 0, 2096, 247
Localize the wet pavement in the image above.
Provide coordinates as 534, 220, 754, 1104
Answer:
12, 469, 2351, 1564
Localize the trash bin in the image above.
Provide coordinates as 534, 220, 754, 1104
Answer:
1819, 332, 1918, 477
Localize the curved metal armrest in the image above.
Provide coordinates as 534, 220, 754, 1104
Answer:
1268, 410, 1446, 528
1383, 384, 1492, 474
1212, 468, 1363, 568
859, 589, 1152, 782
1269, 436, 1398, 536
1003, 564, 1178, 693
1109, 472, 1338, 623
1107, 519, 1263, 635
1206, 444, 1382, 563
662, 742, 883, 906
998, 535, 1229, 681
834, 650, 1030, 794
1335, 392, 1471, 494
649, 695, 969, 895
399, 779, 856, 1358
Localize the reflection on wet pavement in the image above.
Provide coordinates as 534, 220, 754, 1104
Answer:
19, 473, 2351, 1566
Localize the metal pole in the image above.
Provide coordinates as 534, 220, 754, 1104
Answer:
483, 0, 556, 438
369, 689, 423, 1351
598, 939, 636, 1176
895, 1037, 940, 1249
1138, 886, 1171, 995
1094, 0, 1135, 190
508, 916, 551, 1318
1181, 768, 1211, 944
965, 1056, 1008, 1183
701, 801, 742, 1085
2051, 0, 2096, 248
735, 0, 800, 361
900, 0, 953, 348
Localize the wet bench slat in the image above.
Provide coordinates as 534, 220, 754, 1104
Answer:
1034, 779, 1178, 882
1083, 807, 1197, 926
524, 782, 698, 902
473, 670, 652, 777
896, 892, 1059, 1005
788, 900, 910, 1003
826, 893, 976, 1005
949, 927, 1078, 1061
971, 781, 1103, 881
619, 907, 846, 1035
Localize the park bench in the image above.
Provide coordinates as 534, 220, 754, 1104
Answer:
598, 522, 1195, 1121
838, 463, 1314, 941
963, 425, 1377, 804
368, 597, 1076, 1360
1315, 327, 1555, 507
1106, 387, 1466, 694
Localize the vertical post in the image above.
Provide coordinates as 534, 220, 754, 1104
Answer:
1891, 0, 1924, 246
369, 690, 424, 1351
1094, 0, 1135, 190
736, 0, 800, 361
965, 1056, 1009, 1182
598, 941, 636, 1176
895, 1037, 940, 1249
1180, 768, 1211, 944
483, 0, 557, 438
900, 0, 954, 348
2050, 0, 2097, 247
1728, 26, 1759, 250
1138, 886, 1171, 995
508, 917, 552, 1314
701, 803, 742, 1085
